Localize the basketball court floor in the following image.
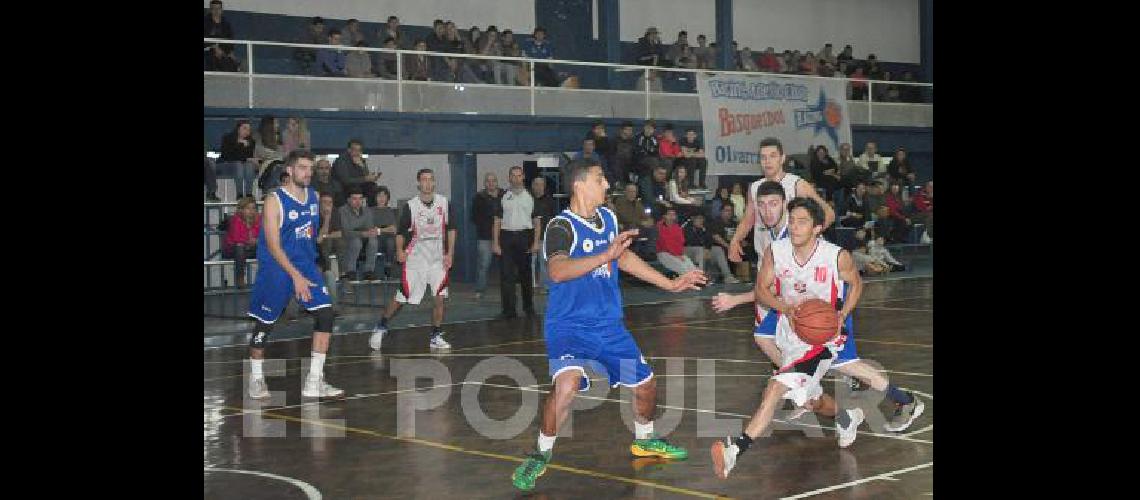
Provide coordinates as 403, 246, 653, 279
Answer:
204, 275, 933, 499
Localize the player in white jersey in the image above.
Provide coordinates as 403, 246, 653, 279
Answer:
370, 169, 457, 350
711, 186, 925, 431
727, 137, 835, 264
711, 197, 863, 480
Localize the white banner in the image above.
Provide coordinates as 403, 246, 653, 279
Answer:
696, 73, 852, 176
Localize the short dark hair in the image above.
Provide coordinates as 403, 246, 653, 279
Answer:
284, 149, 315, 169
486, 25, 499, 33
347, 139, 363, 149
329, 28, 342, 37
787, 197, 826, 227
433, 19, 444, 26
355, 40, 368, 47
311, 17, 324, 26
663, 123, 674, 131
684, 127, 696, 133
620, 120, 634, 128
347, 18, 358, 24
644, 119, 656, 127
534, 26, 546, 34
592, 120, 604, 128
509, 165, 524, 176
698, 34, 706, 39
320, 192, 334, 200
567, 159, 600, 187
759, 137, 784, 155
210, 0, 223, 6
382, 37, 396, 45
348, 186, 365, 196
388, 16, 399, 22
755, 180, 785, 200
417, 168, 434, 180
502, 29, 513, 35
678, 30, 688, 37
665, 207, 677, 214
720, 201, 735, 212
376, 185, 390, 199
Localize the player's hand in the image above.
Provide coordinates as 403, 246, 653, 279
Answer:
396, 249, 407, 263
711, 292, 742, 313
728, 239, 744, 262
492, 242, 502, 256
779, 300, 798, 332
604, 229, 639, 261
292, 273, 315, 302
444, 253, 453, 269
668, 270, 708, 292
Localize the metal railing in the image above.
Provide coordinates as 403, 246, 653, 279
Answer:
204, 38, 933, 125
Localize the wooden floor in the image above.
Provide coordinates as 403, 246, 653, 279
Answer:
204, 276, 933, 499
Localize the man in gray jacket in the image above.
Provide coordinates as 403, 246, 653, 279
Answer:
332, 139, 381, 206
332, 186, 380, 280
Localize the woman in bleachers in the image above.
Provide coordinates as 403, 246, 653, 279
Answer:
218, 120, 258, 199
709, 186, 731, 219
809, 144, 841, 200
281, 117, 309, 156
223, 197, 261, 288
887, 147, 918, 187
729, 182, 746, 222
667, 165, 701, 220
254, 116, 283, 191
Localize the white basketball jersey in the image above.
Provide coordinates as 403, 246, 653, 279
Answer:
770, 237, 847, 368
405, 194, 449, 268
750, 172, 801, 251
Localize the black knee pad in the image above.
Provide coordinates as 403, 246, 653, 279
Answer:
250, 321, 273, 349
314, 306, 335, 332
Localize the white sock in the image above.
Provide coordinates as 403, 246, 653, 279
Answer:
635, 420, 654, 440
250, 358, 264, 379
537, 432, 557, 453
309, 352, 326, 381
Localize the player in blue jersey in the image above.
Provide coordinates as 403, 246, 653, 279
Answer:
511, 159, 708, 492
246, 150, 344, 400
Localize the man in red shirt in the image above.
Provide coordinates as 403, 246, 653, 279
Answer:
658, 125, 682, 174
655, 207, 697, 274
910, 181, 932, 240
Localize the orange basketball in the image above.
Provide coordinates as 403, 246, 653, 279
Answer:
793, 299, 839, 345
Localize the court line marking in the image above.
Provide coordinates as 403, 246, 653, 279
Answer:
903, 425, 934, 437
678, 325, 933, 348
472, 382, 932, 445
208, 383, 469, 415
780, 461, 933, 499
203, 467, 322, 499
212, 404, 728, 499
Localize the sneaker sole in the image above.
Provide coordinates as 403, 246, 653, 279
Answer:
884, 399, 925, 432
838, 410, 866, 448
710, 441, 728, 479
511, 466, 546, 491
630, 444, 687, 460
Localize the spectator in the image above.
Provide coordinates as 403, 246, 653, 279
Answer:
253, 116, 283, 191
658, 125, 682, 171
374, 37, 399, 78
887, 147, 918, 186
818, 43, 836, 65
836, 44, 854, 64
758, 47, 780, 73
692, 34, 714, 69
868, 235, 906, 271
312, 158, 344, 205
493, 165, 540, 318
317, 29, 347, 77
205, 44, 241, 72
857, 141, 886, 180
445, 22, 482, 83
665, 31, 690, 67
704, 203, 741, 283
344, 18, 367, 46
404, 39, 431, 81
667, 164, 701, 219
371, 186, 398, 279
499, 30, 524, 85
799, 52, 817, 75
809, 144, 841, 200
881, 182, 913, 243
655, 208, 697, 274
683, 212, 710, 272
333, 187, 380, 281
472, 173, 502, 300
530, 176, 557, 293
899, 71, 922, 103
709, 187, 731, 219
635, 69, 664, 92
585, 121, 614, 178
631, 213, 659, 261
739, 47, 758, 71
634, 119, 661, 180
837, 142, 868, 189
223, 196, 259, 287
611, 121, 637, 186
378, 15, 405, 49
910, 180, 933, 242
676, 128, 707, 188
610, 183, 645, 231
218, 120, 257, 199
729, 182, 746, 221
332, 139, 380, 206
294, 17, 326, 75
281, 116, 310, 156
849, 66, 868, 100
477, 26, 506, 84
851, 239, 890, 276
573, 138, 608, 175
635, 27, 666, 67
840, 181, 870, 228
639, 165, 671, 219
863, 181, 885, 217
875, 71, 899, 102
316, 192, 340, 274
523, 27, 559, 86
346, 40, 374, 78
203, 0, 234, 68
425, 20, 452, 81
204, 141, 219, 202
866, 54, 883, 80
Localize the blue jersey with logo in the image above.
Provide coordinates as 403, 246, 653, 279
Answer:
544, 206, 623, 328
256, 187, 320, 272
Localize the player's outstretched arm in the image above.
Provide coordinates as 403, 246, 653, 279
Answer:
710, 291, 755, 313
836, 250, 862, 322
728, 192, 755, 262
546, 228, 639, 283
618, 250, 708, 292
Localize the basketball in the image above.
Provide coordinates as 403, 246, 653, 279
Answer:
793, 299, 839, 345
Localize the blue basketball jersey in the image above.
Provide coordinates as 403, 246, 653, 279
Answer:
544, 206, 623, 327
256, 187, 320, 272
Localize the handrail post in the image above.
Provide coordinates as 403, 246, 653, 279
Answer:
247, 41, 254, 108
396, 49, 403, 112
529, 61, 536, 116
644, 67, 650, 119
867, 81, 873, 125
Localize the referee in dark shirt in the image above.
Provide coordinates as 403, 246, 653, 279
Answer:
530, 176, 557, 293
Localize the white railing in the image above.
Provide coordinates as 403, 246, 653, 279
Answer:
204, 38, 932, 125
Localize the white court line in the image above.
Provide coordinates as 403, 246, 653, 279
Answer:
903, 425, 934, 437
204, 467, 322, 499
209, 382, 468, 416
473, 381, 933, 445
780, 461, 933, 499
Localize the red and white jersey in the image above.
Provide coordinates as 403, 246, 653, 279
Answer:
405, 194, 449, 268
770, 236, 847, 369
749, 172, 801, 251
